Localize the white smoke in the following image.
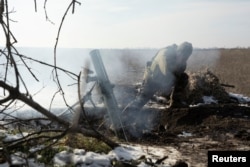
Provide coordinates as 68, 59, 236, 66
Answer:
187, 48, 221, 71
84, 47, 222, 138
81, 49, 158, 137
99, 49, 157, 85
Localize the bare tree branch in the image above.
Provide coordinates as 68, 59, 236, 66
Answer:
0, 2, 120, 165
0, 0, 4, 23
52, 0, 81, 108
72, 0, 81, 14
11, 47, 40, 82
34, 0, 37, 12
15, 52, 79, 78
43, 0, 54, 24
76, 72, 120, 149
0, 80, 70, 126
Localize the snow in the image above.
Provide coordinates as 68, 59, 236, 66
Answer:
0, 130, 6, 139
189, 96, 218, 107
54, 150, 111, 166
1, 92, 249, 166
29, 145, 45, 153
178, 131, 193, 137
202, 96, 218, 104
229, 93, 250, 103
0, 142, 181, 166
52, 144, 180, 167
3, 132, 29, 142
0, 122, 181, 166
0, 154, 45, 167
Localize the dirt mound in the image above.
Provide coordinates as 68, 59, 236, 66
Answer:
185, 70, 231, 104
149, 105, 250, 166
85, 69, 250, 166
113, 70, 250, 166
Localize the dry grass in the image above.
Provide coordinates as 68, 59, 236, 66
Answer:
187, 48, 250, 96
62, 133, 111, 153
214, 48, 250, 96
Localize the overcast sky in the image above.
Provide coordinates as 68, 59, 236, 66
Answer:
2, 0, 250, 48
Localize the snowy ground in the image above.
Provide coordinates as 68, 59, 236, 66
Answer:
0, 142, 181, 167
54, 144, 181, 167
0, 93, 249, 166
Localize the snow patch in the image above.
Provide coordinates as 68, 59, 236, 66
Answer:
52, 145, 181, 166
229, 93, 250, 103
3, 132, 29, 142
178, 131, 193, 137
202, 96, 218, 104
189, 96, 218, 107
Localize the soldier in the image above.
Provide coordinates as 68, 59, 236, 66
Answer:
170, 42, 193, 107
127, 42, 193, 110
175, 42, 193, 75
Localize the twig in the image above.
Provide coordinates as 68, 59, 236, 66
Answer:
76, 72, 120, 149
72, 0, 81, 14
221, 83, 235, 88
1, 1, 19, 90
34, 0, 37, 12
53, 0, 80, 109
12, 47, 39, 82
4, 128, 68, 149
15, 52, 78, 78
0, 0, 4, 23
0, 80, 70, 127
43, 0, 54, 24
